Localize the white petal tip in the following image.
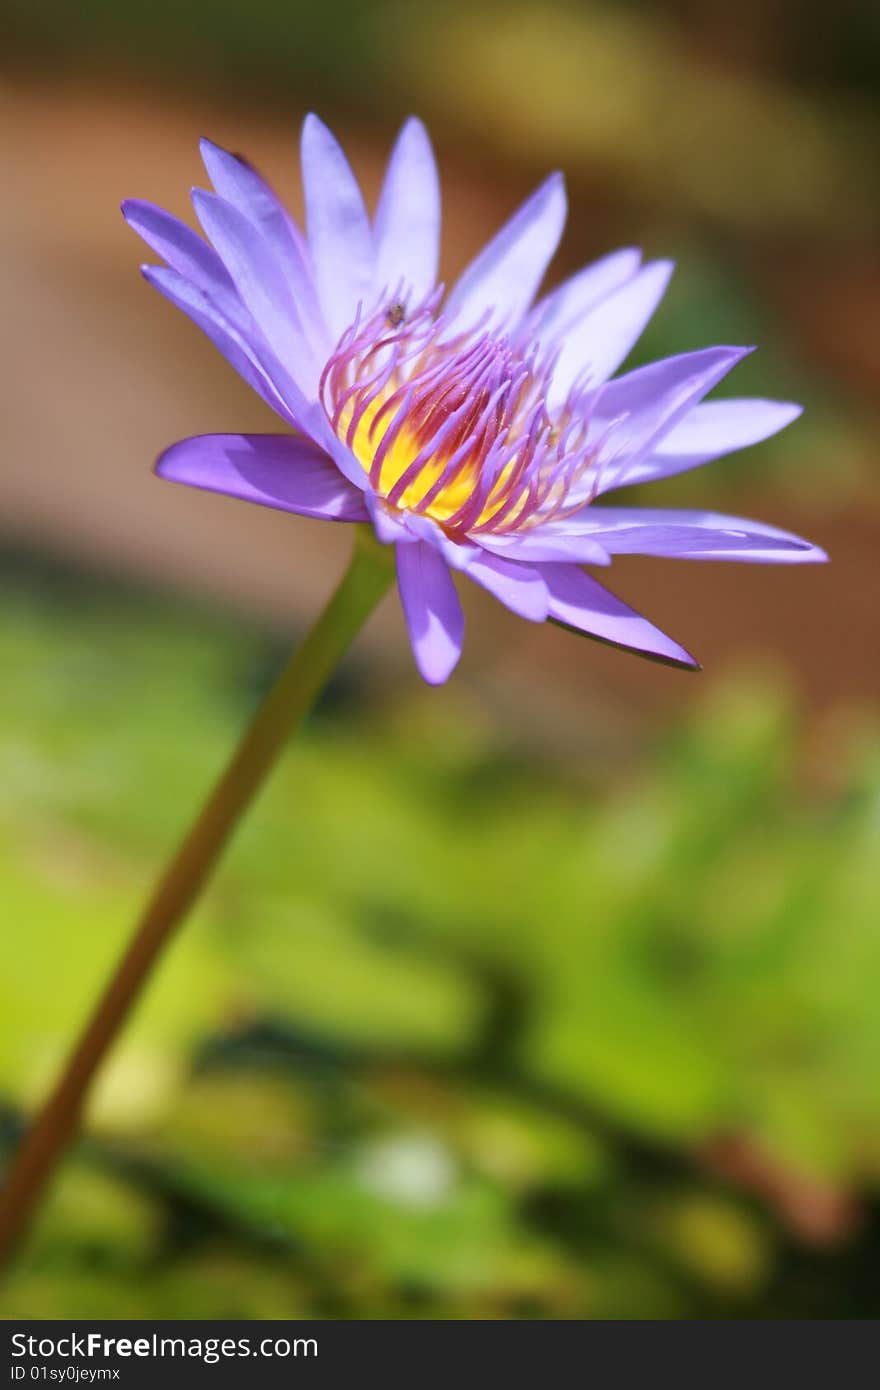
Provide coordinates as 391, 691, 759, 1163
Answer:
301, 112, 331, 144
803, 544, 829, 563
419, 665, 456, 687
401, 114, 430, 139
651, 258, 676, 283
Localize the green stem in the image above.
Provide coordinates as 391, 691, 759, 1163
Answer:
0, 526, 394, 1270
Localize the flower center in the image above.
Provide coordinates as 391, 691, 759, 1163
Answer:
346, 392, 491, 522
320, 296, 597, 536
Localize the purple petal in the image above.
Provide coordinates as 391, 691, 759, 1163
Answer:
314, 430, 380, 492
364, 490, 412, 545
122, 199, 246, 328
467, 553, 549, 621
586, 347, 753, 492
566, 507, 827, 562
374, 118, 441, 304
400, 511, 479, 571
543, 565, 699, 668
200, 139, 329, 356
141, 266, 299, 425
155, 434, 369, 521
200, 138, 308, 259
396, 541, 464, 684
474, 532, 611, 566
192, 189, 320, 395
445, 173, 567, 333
301, 114, 374, 341
617, 398, 803, 487
548, 260, 674, 405
528, 248, 642, 341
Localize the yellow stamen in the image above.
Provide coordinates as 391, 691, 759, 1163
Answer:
342, 392, 525, 528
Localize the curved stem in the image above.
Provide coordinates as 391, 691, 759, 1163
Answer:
0, 526, 395, 1269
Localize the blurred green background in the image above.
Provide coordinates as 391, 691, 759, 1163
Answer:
1, 0, 878, 1319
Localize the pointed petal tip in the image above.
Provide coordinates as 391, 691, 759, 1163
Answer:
301, 111, 332, 147
392, 115, 438, 171
546, 169, 567, 202
649, 257, 675, 282
199, 136, 230, 172
708, 345, 756, 367
668, 648, 702, 672
121, 197, 165, 226
800, 542, 829, 563
400, 114, 431, 140
778, 400, 804, 425
529, 169, 567, 212
644, 640, 702, 672
199, 136, 260, 177
121, 198, 153, 229
412, 637, 463, 686
154, 437, 197, 482
548, 613, 702, 671
121, 197, 164, 226
716, 344, 756, 365
420, 664, 455, 687
153, 445, 177, 481
701, 343, 756, 380
650, 635, 702, 671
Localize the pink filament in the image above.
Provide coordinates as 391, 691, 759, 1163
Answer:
320, 294, 601, 536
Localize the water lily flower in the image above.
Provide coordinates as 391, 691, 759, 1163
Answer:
124, 116, 825, 684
